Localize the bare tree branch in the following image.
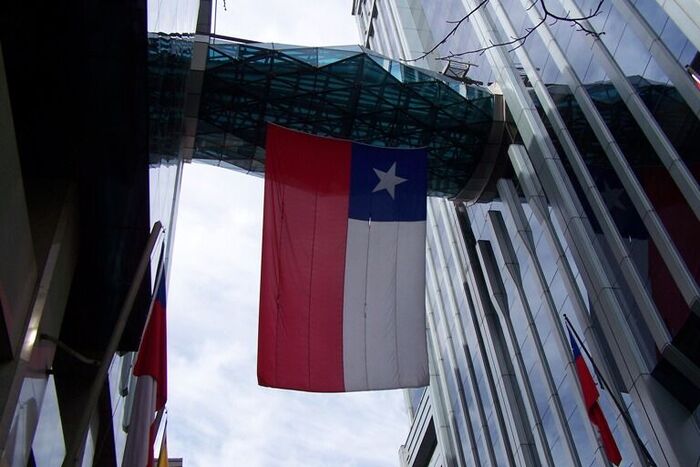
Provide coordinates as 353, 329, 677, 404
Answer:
406, 0, 605, 63
412, 0, 490, 61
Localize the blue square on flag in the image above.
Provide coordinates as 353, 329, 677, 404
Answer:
349, 143, 427, 222
258, 124, 429, 393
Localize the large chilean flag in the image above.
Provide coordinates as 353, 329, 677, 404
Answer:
258, 124, 429, 392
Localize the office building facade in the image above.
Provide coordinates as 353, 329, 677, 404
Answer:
353, 1, 700, 466
0, 0, 202, 464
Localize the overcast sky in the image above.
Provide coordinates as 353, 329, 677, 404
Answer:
165, 2, 412, 465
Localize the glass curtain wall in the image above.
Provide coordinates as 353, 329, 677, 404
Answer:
354, 0, 700, 465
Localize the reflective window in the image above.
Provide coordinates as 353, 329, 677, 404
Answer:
419, 0, 495, 84
408, 387, 426, 416
31, 376, 65, 467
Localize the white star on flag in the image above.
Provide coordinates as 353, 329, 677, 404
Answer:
373, 162, 407, 199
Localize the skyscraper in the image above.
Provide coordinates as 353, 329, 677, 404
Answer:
352, 1, 700, 465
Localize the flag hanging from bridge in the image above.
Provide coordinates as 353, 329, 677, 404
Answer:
258, 124, 429, 392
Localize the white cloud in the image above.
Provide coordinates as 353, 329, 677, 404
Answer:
211, 0, 359, 46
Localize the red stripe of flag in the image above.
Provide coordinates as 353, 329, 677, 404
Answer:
133, 279, 167, 409
258, 124, 350, 392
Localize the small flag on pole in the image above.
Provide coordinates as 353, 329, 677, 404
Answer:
123, 274, 168, 467
257, 124, 429, 392
156, 423, 169, 467
568, 330, 622, 465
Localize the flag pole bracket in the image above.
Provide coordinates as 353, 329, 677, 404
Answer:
39, 333, 101, 367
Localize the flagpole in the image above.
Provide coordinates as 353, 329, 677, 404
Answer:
156, 417, 169, 467
63, 221, 164, 467
152, 407, 166, 450
563, 314, 657, 467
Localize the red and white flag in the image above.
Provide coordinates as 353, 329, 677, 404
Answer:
122, 276, 167, 467
569, 330, 621, 465
257, 124, 429, 392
